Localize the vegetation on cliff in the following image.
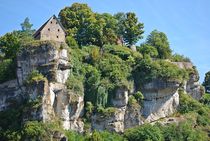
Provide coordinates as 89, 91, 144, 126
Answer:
0, 2, 209, 141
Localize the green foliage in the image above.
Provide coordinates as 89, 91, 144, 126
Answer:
0, 32, 21, 59
59, 3, 97, 46
178, 90, 203, 114
0, 59, 16, 83
171, 53, 191, 62
200, 93, 210, 107
133, 91, 144, 104
138, 44, 158, 58
66, 74, 84, 95
97, 107, 117, 117
159, 121, 208, 141
25, 70, 46, 85
65, 131, 86, 141
128, 95, 138, 107
88, 130, 126, 141
146, 30, 172, 59
20, 17, 33, 32
124, 124, 163, 141
203, 71, 210, 92
104, 45, 142, 61
66, 35, 78, 48
22, 121, 46, 140
133, 58, 188, 87
122, 12, 144, 46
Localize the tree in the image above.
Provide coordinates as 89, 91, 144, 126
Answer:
59, 3, 96, 46
20, 17, 33, 31
122, 12, 144, 46
203, 71, 210, 92
146, 30, 172, 59
0, 32, 20, 59
94, 13, 118, 47
114, 12, 126, 38
138, 44, 158, 58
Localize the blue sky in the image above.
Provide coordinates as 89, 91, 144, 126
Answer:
0, 0, 210, 82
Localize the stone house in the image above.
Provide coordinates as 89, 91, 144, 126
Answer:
33, 15, 66, 42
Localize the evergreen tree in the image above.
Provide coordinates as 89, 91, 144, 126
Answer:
123, 12, 144, 46
20, 17, 33, 31
146, 30, 172, 59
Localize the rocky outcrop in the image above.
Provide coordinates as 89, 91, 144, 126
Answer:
141, 79, 180, 122
0, 80, 23, 111
0, 41, 84, 132
91, 87, 143, 132
17, 41, 70, 85
173, 62, 204, 100
92, 107, 126, 133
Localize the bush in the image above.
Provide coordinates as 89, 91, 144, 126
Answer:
22, 121, 46, 140
24, 70, 46, 85
160, 121, 208, 141
128, 95, 138, 107
65, 131, 85, 141
66, 35, 78, 48
0, 59, 16, 83
124, 124, 163, 141
66, 74, 84, 95
134, 91, 144, 104
200, 93, 210, 107
171, 53, 191, 62
178, 90, 203, 114
93, 130, 125, 141
133, 58, 188, 87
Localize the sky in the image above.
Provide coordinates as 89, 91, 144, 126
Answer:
0, 0, 210, 82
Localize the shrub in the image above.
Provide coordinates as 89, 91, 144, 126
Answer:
124, 124, 163, 141
133, 58, 188, 87
66, 74, 84, 95
134, 91, 144, 103
200, 93, 210, 107
178, 90, 203, 114
65, 131, 85, 141
160, 121, 208, 141
22, 121, 46, 140
128, 95, 138, 106
0, 59, 16, 83
171, 53, 191, 62
66, 35, 78, 48
24, 70, 46, 85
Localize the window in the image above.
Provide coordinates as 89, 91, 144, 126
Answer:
48, 28, 50, 31
57, 35, 59, 38
58, 29, 60, 32
56, 22, 58, 24
50, 21, 52, 24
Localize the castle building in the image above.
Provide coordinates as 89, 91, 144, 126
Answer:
33, 15, 66, 42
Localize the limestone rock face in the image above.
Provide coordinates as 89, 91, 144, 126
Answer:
91, 107, 126, 133
111, 87, 128, 107
142, 79, 180, 122
0, 80, 23, 111
185, 73, 204, 100
0, 41, 84, 132
91, 86, 143, 133
173, 62, 204, 100
124, 105, 143, 129
16, 41, 70, 85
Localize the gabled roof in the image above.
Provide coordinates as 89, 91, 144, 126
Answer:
33, 15, 66, 38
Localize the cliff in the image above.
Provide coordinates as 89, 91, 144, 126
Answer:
0, 41, 204, 134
